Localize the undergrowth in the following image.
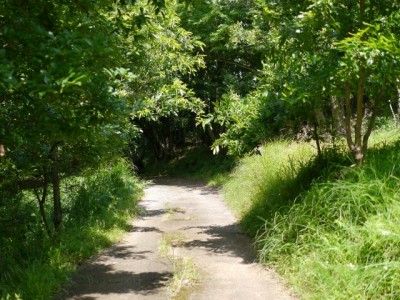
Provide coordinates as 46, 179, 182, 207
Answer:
143, 146, 237, 186
0, 160, 143, 300
224, 123, 400, 299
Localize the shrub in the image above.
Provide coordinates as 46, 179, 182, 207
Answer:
0, 159, 143, 299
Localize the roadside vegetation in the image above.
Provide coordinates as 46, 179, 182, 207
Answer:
223, 121, 400, 299
159, 232, 199, 299
0, 160, 143, 300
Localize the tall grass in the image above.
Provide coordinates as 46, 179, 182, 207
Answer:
223, 124, 400, 299
256, 142, 400, 299
0, 160, 143, 300
223, 141, 339, 236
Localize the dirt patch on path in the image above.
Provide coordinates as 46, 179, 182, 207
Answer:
61, 178, 297, 300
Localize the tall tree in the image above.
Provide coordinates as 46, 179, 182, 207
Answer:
128, 0, 205, 160
0, 0, 204, 233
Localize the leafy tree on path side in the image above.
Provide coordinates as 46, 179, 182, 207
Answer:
0, 0, 204, 234
208, 0, 400, 161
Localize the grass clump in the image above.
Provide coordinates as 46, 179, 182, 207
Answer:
167, 257, 198, 299
158, 233, 199, 299
0, 159, 143, 300
224, 134, 400, 299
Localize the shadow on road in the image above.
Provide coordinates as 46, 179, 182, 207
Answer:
58, 244, 171, 299
182, 224, 256, 264
60, 265, 171, 299
145, 177, 221, 196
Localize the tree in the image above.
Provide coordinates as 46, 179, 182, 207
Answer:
179, 0, 267, 144
253, 0, 400, 163
121, 0, 206, 161
0, 0, 137, 232
0, 0, 201, 233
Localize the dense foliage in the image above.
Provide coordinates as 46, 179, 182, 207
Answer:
1, 0, 400, 298
187, 0, 400, 160
0, 0, 204, 233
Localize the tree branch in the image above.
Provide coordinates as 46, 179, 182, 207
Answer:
216, 58, 260, 73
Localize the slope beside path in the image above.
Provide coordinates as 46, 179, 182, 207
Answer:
61, 178, 297, 299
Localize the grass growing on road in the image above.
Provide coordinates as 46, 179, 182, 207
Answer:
167, 257, 199, 299
223, 124, 400, 299
158, 232, 199, 299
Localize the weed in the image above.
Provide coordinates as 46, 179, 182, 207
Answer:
158, 232, 199, 298
167, 257, 199, 299
159, 233, 186, 256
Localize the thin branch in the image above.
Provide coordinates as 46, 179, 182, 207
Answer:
34, 174, 52, 238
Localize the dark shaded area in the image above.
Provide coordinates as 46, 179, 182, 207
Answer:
57, 243, 171, 299
137, 207, 167, 218
141, 146, 237, 183
146, 177, 221, 196
183, 224, 256, 264
130, 225, 163, 233
59, 264, 172, 299
99, 245, 151, 261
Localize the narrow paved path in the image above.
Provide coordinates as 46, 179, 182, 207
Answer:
62, 178, 296, 300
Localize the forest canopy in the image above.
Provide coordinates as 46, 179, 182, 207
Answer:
1, 0, 400, 231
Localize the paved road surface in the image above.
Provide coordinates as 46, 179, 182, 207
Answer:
61, 178, 297, 300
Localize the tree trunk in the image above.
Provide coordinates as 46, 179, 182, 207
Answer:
34, 176, 52, 238
389, 99, 397, 125
51, 145, 62, 232
353, 66, 367, 164
362, 103, 378, 156
313, 120, 322, 157
363, 86, 385, 156
330, 96, 343, 139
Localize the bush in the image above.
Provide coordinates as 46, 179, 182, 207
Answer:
67, 160, 142, 227
0, 159, 143, 299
